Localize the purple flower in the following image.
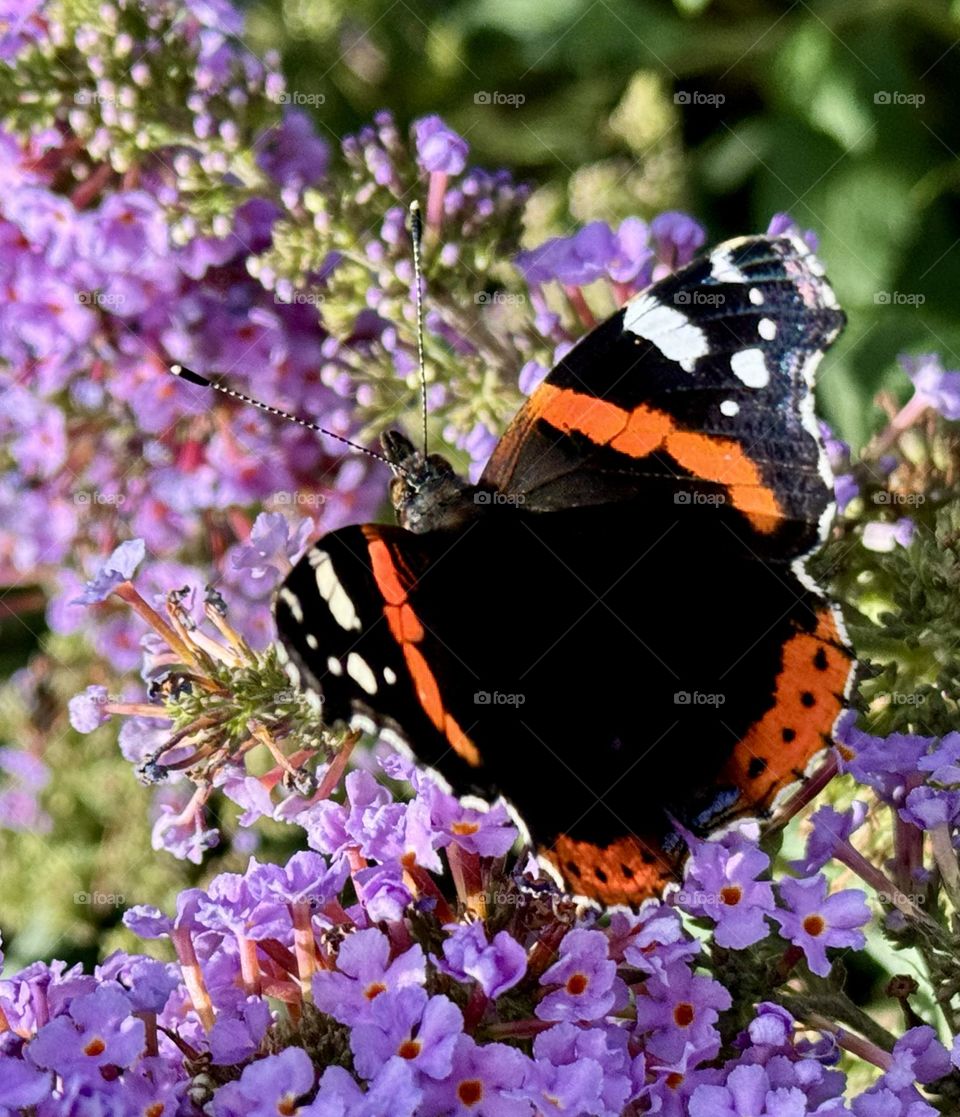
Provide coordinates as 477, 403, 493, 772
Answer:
679, 834, 776, 949
419, 1034, 530, 1117
256, 110, 329, 191
650, 210, 707, 272
690, 1062, 827, 1117
532, 1022, 638, 1116
835, 473, 859, 512
437, 921, 526, 1000
791, 801, 868, 875
312, 929, 425, 1026
418, 781, 517, 857
72, 539, 146, 604
350, 986, 463, 1081
208, 996, 273, 1065
306, 1058, 422, 1117
881, 1027, 950, 1091
27, 985, 145, 1076
772, 875, 870, 977
414, 115, 468, 175
0, 1058, 50, 1109
616, 906, 701, 978
634, 961, 732, 1062
862, 518, 915, 552
536, 928, 623, 1023
211, 1046, 315, 1116
67, 684, 111, 733
900, 353, 960, 420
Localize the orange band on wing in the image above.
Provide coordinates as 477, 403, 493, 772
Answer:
364, 529, 482, 768
533, 382, 783, 533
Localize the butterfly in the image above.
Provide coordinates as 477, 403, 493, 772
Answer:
261, 232, 855, 906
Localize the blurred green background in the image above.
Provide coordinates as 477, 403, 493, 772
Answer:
246, 0, 960, 446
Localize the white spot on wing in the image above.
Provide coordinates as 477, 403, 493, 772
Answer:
720, 399, 740, 417
730, 348, 769, 389
306, 633, 318, 650
279, 588, 303, 624
346, 652, 378, 695
313, 552, 361, 631
327, 656, 342, 676
758, 317, 777, 341
383, 666, 397, 685
622, 293, 710, 373
749, 287, 764, 306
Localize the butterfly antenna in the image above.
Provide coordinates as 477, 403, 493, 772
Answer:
409, 200, 429, 457
168, 365, 403, 474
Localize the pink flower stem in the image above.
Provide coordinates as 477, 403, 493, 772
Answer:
236, 935, 261, 996
290, 901, 317, 1000
171, 927, 215, 1032
426, 171, 448, 233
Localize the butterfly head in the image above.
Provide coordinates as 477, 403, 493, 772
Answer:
381, 429, 480, 534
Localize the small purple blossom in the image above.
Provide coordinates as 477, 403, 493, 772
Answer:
772, 875, 870, 977
900, 353, 960, 420
67, 684, 111, 733
679, 834, 776, 949
312, 929, 425, 1026
536, 928, 624, 1023
437, 920, 527, 1000
414, 115, 468, 175
71, 538, 146, 604
211, 1046, 315, 1117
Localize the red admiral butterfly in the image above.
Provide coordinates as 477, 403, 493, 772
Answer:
176, 231, 855, 906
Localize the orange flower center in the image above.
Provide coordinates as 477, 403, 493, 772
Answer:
665, 1072, 685, 1090
83, 1037, 106, 1057
451, 821, 480, 836
673, 1002, 695, 1027
837, 743, 856, 762
364, 982, 387, 1000
458, 1079, 484, 1106
803, 914, 826, 937
146, 1105, 164, 1117
566, 973, 589, 996
398, 1040, 422, 1060
720, 885, 743, 906
277, 1098, 297, 1116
